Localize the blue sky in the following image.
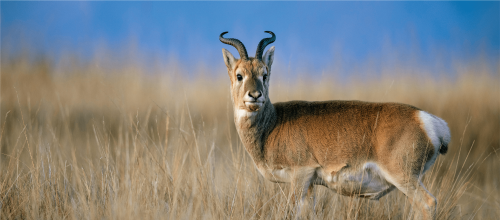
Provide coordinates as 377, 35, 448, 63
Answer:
1, 1, 499, 76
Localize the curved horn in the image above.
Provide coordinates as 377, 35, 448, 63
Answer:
219, 32, 248, 60
255, 31, 276, 61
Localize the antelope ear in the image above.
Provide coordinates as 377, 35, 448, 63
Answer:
262, 46, 274, 71
222, 48, 237, 71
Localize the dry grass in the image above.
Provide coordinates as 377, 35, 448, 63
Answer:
0, 56, 498, 219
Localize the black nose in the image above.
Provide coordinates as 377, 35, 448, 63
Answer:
249, 91, 262, 99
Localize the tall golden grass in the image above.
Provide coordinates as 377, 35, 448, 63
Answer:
0, 56, 498, 219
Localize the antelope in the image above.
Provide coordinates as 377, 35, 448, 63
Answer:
220, 31, 450, 219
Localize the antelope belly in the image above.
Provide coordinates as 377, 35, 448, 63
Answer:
321, 162, 393, 196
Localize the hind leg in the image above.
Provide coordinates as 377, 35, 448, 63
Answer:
417, 181, 438, 219
391, 177, 437, 220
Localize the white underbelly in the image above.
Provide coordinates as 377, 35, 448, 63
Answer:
318, 162, 393, 197
256, 165, 315, 183
256, 165, 292, 183
255, 162, 394, 199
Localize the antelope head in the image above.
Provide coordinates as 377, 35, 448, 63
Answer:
220, 31, 275, 122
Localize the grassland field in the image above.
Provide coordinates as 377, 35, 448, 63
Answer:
0, 56, 498, 219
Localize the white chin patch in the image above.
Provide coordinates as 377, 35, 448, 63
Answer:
237, 109, 257, 120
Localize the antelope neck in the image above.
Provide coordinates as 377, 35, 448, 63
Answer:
234, 99, 276, 163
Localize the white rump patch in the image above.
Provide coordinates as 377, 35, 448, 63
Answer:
418, 111, 451, 148
418, 111, 451, 172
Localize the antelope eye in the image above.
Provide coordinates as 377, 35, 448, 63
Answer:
263, 74, 268, 82
237, 74, 243, 81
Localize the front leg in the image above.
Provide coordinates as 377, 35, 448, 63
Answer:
289, 168, 317, 218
